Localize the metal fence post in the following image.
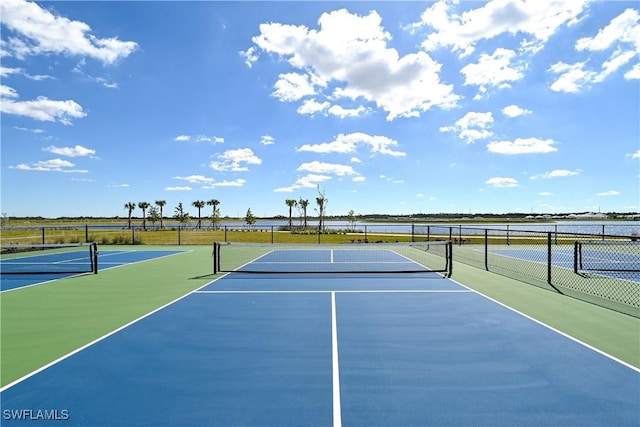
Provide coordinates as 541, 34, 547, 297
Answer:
484, 229, 489, 270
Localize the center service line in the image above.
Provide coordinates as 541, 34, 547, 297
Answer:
331, 291, 342, 427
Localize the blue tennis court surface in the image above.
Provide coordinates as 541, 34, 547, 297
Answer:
0, 250, 186, 292
1, 269, 638, 426
236, 249, 432, 273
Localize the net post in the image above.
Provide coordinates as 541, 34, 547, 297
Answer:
573, 241, 579, 274
484, 229, 489, 270
213, 242, 218, 274
42, 227, 45, 245
411, 224, 415, 242
545, 233, 563, 294
446, 240, 453, 277
92, 242, 98, 274
547, 232, 552, 284
506, 224, 510, 246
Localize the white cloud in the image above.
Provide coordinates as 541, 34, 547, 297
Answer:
174, 134, 224, 144
173, 175, 215, 184
272, 72, 316, 102
486, 177, 519, 188
326, 104, 368, 119
460, 48, 525, 96
412, 0, 589, 57
548, 9, 640, 92
628, 149, 640, 159
204, 179, 246, 188
487, 137, 558, 154
0, 94, 86, 125
440, 112, 493, 143
531, 169, 580, 179
296, 132, 405, 157
249, 9, 460, 120
239, 46, 259, 67
352, 176, 366, 182
274, 173, 332, 192
260, 135, 275, 145
10, 158, 88, 173
43, 145, 95, 158
297, 161, 357, 176
548, 61, 597, 93
502, 104, 532, 117
165, 186, 192, 191
576, 8, 639, 52
297, 99, 330, 116
1, 84, 19, 98
210, 148, 262, 172
108, 183, 130, 188
196, 135, 224, 143
596, 190, 620, 196
0, 0, 138, 64
350, 157, 361, 163
538, 192, 554, 196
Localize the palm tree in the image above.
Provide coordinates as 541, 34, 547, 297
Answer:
138, 201, 150, 230
124, 202, 136, 229
285, 199, 297, 230
192, 200, 205, 229
315, 187, 327, 232
148, 206, 160, 229
155, 200, 166, 229
206, 199, 220, 229
299, 198, 309, 228
174, 203, 190, 229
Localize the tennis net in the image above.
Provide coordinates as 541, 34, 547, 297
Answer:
574, 240, 640, 273
213, 241, 452, 275
0, 243, 99, 274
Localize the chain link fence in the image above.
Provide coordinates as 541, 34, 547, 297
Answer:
413, 226, 639, 318
2, 222, 638, 317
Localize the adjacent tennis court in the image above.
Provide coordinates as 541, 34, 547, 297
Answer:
485, 242, 640, 282
1, 243, 638, 426
0, 246, 186, 291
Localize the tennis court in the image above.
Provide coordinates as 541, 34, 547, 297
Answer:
0, 246, 186, 291
1, 243, 638, 426
486, 244, 640, 279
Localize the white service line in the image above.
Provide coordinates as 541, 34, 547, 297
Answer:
331, 291, 342, 427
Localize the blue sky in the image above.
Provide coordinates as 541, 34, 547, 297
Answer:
1, 0, 638, 218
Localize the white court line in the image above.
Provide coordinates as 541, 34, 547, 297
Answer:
195, 289, 472, 294
330, 250, 334, 264
331, 291, 342, 427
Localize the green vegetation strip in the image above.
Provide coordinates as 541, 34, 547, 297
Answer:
1, 246, 217, 387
